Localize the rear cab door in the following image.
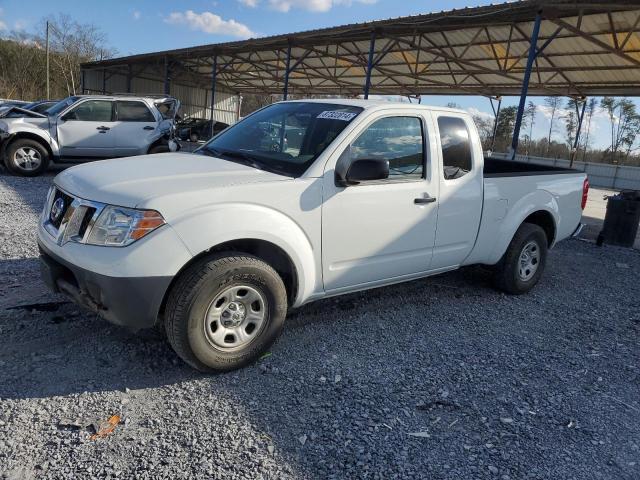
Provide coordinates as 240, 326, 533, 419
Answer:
321, 107, 441, 291
112, 100, 159, 156
56, 99, 115, 157
428, 111, 484, 269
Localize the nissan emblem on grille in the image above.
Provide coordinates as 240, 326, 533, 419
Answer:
50, 197, 65, 223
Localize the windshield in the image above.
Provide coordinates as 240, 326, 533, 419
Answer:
46, 96, 81, 116
197, 102, 362, 177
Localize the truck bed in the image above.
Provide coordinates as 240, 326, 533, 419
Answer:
483, 157, 577, 177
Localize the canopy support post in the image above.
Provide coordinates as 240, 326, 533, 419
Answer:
163, 56, 170, 95
126, 64, 132, 93
209, 54, 218, 137
283, 44, 292, 100
570, 98, 587, 167
364, 30, 376, 99
510, 12, 542, 160
490, 96, 502, 153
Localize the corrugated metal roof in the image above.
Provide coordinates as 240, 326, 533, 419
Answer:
82, 0, 640, 97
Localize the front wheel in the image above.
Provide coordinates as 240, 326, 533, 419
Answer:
493, 223, 548, 295
5, 139, 50, 176
165, 254, 288, 372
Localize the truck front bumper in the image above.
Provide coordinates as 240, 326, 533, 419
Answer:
39, 242, 173, 330
37, 212, 193, 331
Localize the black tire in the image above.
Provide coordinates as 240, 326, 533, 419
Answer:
493, 223, 548, 295
148, 144, 170, 154
165, 253, 288, 372
5, 138, 50, 176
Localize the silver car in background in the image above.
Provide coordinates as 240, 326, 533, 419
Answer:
0, 94, 180, 176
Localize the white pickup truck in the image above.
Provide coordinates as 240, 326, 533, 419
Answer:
38, 100, 589, 371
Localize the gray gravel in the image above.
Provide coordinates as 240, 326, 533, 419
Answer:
1, 169, 639, 480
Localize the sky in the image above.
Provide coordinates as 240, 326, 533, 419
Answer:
0, 0, 637, 150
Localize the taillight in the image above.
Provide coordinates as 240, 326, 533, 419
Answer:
581, 177, 589, 210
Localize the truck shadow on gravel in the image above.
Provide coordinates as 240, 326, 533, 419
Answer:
0, 260, 493, 401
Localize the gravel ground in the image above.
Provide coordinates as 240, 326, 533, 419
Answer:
1, 169, 639, 480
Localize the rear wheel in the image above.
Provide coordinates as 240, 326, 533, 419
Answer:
493, 223, 548, 295
5, 139, 50, 176
165, 254, 288, 372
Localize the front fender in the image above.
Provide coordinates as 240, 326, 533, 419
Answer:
486, 189, 559, 265
170, 203, 317, 307
4, 124, 59, 156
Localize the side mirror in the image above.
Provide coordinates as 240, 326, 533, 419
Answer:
339, 158, 389, 186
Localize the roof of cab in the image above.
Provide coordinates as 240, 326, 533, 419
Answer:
280, 98, 467, 115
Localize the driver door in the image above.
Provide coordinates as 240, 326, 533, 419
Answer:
321, 113, 439, 291
57, 99, 115, 157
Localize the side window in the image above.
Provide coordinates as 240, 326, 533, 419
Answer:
117, 101, 155, 122
350, 116, 424, 180
65, 100, 112, 122
437, 116, 472, 180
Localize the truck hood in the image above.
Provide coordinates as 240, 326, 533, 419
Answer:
55, 152, 291, 207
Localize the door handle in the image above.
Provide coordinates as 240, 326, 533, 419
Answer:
143, 126, 155, 130
414, 196, 437, 205
96, 126, 110, 131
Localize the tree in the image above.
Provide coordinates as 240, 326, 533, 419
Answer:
564, 98, 581, 150
36, 14, 115, 96
0, 14, 113, 100
600, 96, 640, 163
544, 96, 562, 156
522, 101, 537, 155
472, 114, 494, 149
494, 106, 517, 152
581, 98, 597, 161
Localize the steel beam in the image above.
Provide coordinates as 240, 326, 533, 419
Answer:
570, 98, 587, 167
283, 44, 292, 100
210, 55, 218, 138
164, 56, 170, 95
363, 30, 376, 99
510, 12, 542, 160
81, 69, 86, 94
127, 64, 132, 93
490, 96, 502, 152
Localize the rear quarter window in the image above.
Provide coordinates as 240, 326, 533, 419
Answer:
117, 101, 155, 122
437, 116, 472, 180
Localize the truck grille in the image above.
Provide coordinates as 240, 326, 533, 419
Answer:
42, 187, 104, 245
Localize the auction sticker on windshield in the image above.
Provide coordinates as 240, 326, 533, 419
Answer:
317, 111, 358, 121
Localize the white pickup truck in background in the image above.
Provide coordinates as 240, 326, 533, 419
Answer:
37, 100, 588, 371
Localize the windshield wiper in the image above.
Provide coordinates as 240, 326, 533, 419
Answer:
205, 147, 265, 171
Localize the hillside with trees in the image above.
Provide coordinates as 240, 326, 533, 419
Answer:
0, 14, 112, 101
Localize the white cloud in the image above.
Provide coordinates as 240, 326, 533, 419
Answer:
0, 8, 6, 31
238, 0, 259, 6
467, 107, 493, 121
133, 11, 141, 20
268, 0, 377, 13
165, 10, 255, 38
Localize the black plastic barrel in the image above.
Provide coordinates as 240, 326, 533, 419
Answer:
597, 190, 640, 248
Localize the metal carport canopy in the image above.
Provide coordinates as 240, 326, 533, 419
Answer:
82, 0, 640, 98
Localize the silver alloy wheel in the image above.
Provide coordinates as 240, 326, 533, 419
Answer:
518, 240, 540, 281
14, 147, 42, 171
204, 285, 267, 351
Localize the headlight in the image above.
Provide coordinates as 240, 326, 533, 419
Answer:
86, 206, 165, 247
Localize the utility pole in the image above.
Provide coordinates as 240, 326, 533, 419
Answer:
45, 21, 50, 99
